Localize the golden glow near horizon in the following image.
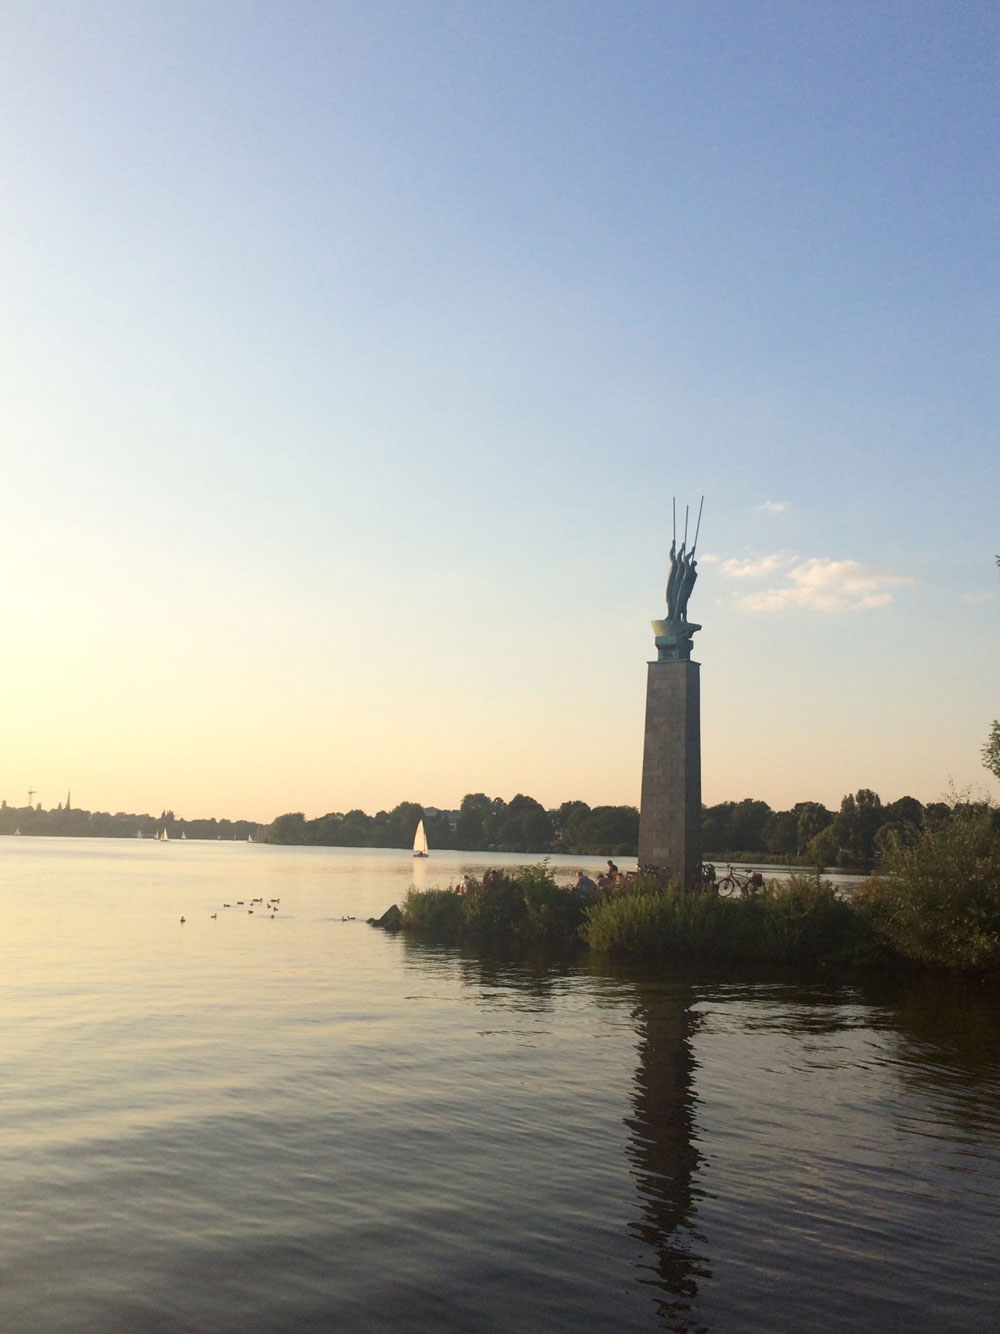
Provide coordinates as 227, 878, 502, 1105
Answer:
2, 6, 998, 823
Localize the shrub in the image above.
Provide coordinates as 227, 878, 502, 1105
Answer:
402, 887, 465, 939
852, 802, 1000, 969
402, 864, 587, 948
583, 873, 873, 964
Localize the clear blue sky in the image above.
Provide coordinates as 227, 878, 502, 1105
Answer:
2, 1, 997, 821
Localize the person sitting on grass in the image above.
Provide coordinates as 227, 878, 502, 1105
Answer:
572, 870, 599, 900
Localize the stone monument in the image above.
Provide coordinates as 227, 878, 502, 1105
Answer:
638, 498, 703, 883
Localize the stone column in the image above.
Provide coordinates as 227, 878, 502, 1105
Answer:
638, 621, 702, 883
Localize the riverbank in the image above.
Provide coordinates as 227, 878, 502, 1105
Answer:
398, 867, 876, 967
399, 819, 1000, 973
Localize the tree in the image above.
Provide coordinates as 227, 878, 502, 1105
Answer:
313, 812, 344, 845
854, 799, 1000, 969
806, 825, 838, 869
455, 793, 494, 850
554, 800, 590, 841
832, 789, 883, 867
424, 809, 454, 850
571, 805, 639, 855
338, 809, 374, 847
983, 720, 1000, 782
701, 801, 734, 852
728, 798, 772, 852
385, 801, 425, 848
266, 812, 308, 844
492, 794, 554, 852
884, 796, 924, 828
793, 802, 832, 851
763, 809, 798, 855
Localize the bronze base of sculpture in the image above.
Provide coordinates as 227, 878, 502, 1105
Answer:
651, 618, 702, 662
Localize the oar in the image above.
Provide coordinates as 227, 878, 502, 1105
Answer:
692, 495, 704, 552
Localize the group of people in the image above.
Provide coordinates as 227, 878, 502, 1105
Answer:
571, 861, 629, 900
453, 862, 633, 901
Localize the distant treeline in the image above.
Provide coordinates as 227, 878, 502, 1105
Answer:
703, 790, 978, 869
2, 789, 980, 868
268, 789, 980, 868
0, 803, 261, 841
266, 795, 640, 856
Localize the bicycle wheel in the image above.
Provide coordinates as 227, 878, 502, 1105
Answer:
717, 875, 739, 898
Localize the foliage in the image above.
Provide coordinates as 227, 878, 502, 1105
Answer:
555, 802, 639, 855
852, 801, 1000, 970
703, 798, 835, 858
491, 794, 555, 853
832, 789, 883, 867
403, 864, 587, 949
265, 801, 430, 848
0, 801, 261, 841
806, 824, 838, 869
401, 887, 465, 938
583, 873, 873, 965
983, 720, 1000, 782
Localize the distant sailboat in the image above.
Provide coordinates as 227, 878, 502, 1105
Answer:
412, 819, 429, 858
14, 827, 21, 836
248, 833, 254, 843
160, 828, 169, 841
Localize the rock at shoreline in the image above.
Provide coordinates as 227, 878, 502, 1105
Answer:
368, 903, 403, 931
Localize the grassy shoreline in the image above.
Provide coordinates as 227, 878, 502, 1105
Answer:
399, 805, 1000, 974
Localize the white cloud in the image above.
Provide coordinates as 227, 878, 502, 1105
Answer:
717, 553, 786, 579
733, 558, 914, 613
758, 500, 788, 513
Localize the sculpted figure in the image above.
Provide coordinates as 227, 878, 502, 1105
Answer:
677, 552, 698, 621
666, 540, 685, 618
666, 495, 703, 621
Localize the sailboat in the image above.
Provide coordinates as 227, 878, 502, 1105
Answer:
412, 818, 429, 858
160, 827, 169, 841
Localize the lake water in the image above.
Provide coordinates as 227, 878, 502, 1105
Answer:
1, 838, 997, 1333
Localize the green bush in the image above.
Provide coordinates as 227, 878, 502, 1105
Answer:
583, 873, 873, 964
852, 802, 1000, 969
402, 865, 587, 948
402, 887, 465, 938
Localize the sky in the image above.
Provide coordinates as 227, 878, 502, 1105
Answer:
2, 0, 998, 823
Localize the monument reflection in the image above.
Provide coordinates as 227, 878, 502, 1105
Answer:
624, 979, 710, 1333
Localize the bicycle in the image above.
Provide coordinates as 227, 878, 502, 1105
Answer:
716, 865, 765, 898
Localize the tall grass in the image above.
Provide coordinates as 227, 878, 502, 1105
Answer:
402, 834, 1000, 973
583, 873, 874, 965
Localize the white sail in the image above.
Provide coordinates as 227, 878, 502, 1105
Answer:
161, 828, 169, 841
412, 819, 429, 857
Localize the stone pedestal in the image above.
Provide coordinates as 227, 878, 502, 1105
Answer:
638, 650, 701, 884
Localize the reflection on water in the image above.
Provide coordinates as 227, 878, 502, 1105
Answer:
1, 842, 998, 1333
624, 983, 709, 1333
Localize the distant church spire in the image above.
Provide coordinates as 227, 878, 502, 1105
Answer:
65, 789, 71, 813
